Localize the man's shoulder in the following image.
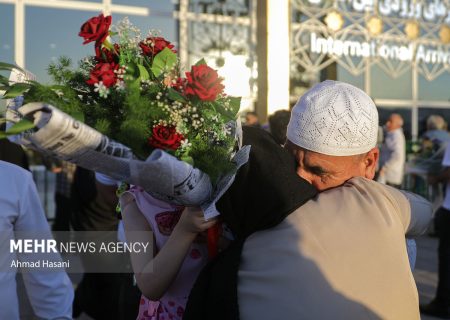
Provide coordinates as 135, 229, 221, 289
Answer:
0, 160, 32, 184
300, 177, 411, 217
343, 177, 407, 204
344, 176, 400, 192
320, 177, 400, 197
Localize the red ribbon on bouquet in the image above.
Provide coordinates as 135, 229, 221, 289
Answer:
207, 223, 221, 259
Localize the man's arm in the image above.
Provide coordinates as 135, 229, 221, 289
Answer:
15, 171, 73, 320
399, 190, 433, 237
371, 176, 432, 237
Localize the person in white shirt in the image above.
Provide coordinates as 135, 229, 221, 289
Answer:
0, 160, 73, 319
378, 114, 415, 267
421, 143, 450, 318
378, 113, 406, 188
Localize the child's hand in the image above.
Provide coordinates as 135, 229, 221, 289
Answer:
119, 192, 135, 210
175, 206, 217, 236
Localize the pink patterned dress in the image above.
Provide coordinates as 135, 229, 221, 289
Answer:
128, 187, 208, 320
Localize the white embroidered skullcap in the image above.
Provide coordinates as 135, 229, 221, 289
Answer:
287, 80, 378, 156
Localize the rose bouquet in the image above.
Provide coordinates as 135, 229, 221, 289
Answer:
1, 13, 241, 183
1, 13, 247, 259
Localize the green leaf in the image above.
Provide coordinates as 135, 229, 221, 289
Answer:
47, 84, 67, 91
137, 64, 150, 81
0, 62, 24, 72
2, 83, 31, 99
146, 83, 160, 95
126, 62, 137, 75
195, 58, 207, 66
167, 88, 187, 103
228, 96, 241, 116
181, 155, 194, 165
5, 118, 35, 135
213, 96, 241, 121
151, 47, 177, 77
0, 74, 9, 85
70, 110, 85, 122
103, 39, 114, 51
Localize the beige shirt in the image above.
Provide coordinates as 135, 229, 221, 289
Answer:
239, 177, 431, 320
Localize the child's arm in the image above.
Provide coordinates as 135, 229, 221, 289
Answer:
120, 193, 216, 300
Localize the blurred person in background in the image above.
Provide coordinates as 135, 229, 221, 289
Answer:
378, 113, 406, 188
419, 115, 450, 174
421, 141, 450, 318
422, 115, 450, 151
244, 111, 261, 128
417, 115, 450, 203
0, 160, 73, 319
45, 159, 77, 232
268, 110, 291, 146
0, 123, 29, 170
378, 114, 417, 266
71, 168, 141, 319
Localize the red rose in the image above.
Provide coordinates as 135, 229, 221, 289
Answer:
139, 37, 176, 57
95, 45, 120, 63
148, 125, 184, 150
86, 62, 118, 88
79, 14, 112, 45
185, 64, 224, 101
171, 77, 187, 92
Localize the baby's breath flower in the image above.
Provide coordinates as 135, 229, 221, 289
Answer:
180, 139, 192, 150
223, 125, 232, 135
115, 80, 126, 91
94, 81, 109, 98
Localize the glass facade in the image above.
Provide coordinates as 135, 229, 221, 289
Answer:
419, 73, 450, 101
1, 0, 450, 137
370, 65, 413, 100
8, 5, 174, 83
289, 0, 450, 139
0, 4, 14, 63
183, 0, 257, 109
25, 8, 93, 83
0, 4, 14, 112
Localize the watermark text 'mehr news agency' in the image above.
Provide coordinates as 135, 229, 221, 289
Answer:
10, 239, 150, 254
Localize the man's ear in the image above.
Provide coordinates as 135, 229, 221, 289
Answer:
364, 147, 379, 179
